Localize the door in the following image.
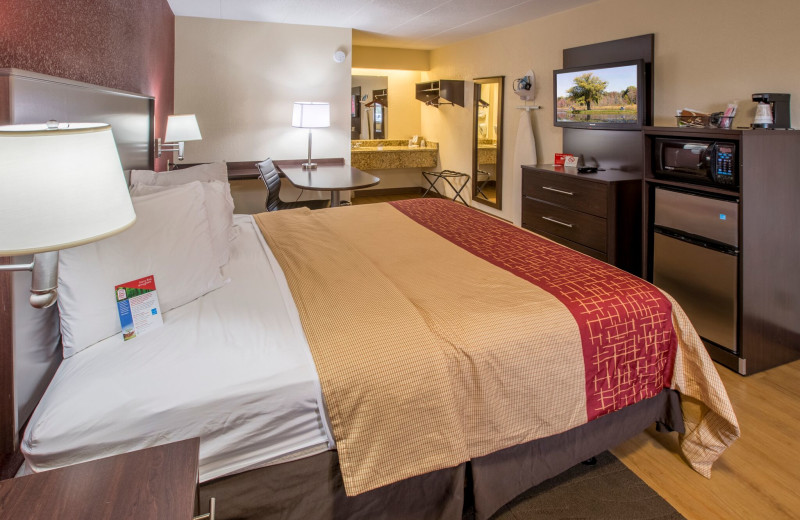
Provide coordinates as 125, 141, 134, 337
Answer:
653, 232, 738, 353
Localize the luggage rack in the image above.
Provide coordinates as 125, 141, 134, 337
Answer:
421, 170, 470, 205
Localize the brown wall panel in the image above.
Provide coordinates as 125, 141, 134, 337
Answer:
0, 0, 174, 170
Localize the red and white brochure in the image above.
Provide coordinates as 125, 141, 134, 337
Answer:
554, 153, 574, 166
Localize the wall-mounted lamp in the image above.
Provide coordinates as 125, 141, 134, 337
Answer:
0, 122, 136, 308
292, 102, 330, 170
156, 114, 202, 161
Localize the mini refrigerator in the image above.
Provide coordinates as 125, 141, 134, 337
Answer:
652, 187, 739, 354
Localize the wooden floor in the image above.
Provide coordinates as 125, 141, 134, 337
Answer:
613, 359, 800, 520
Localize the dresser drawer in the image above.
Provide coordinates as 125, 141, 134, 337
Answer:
533, 229, 608, 263
522, 168, 608, 218
522, 197, 608, 253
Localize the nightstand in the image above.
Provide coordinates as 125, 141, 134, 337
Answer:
0, 438, 201, 519
521, 165, 642, 275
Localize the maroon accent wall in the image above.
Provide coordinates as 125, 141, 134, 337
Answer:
0, 0, 175, 171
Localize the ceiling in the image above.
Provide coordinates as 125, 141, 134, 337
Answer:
166, 0, 598, 49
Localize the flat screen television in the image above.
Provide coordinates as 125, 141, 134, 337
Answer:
554, 59, 645, 130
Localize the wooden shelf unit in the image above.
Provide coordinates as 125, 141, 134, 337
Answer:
643, 126, 800, 374
415, 80, 465, 107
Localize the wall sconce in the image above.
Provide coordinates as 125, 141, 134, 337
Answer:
0, 122, 136, 308
156, 114, 202, 161
292, 102, 330, 170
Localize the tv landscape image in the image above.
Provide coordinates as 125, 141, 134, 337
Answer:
556, 64, 639, 125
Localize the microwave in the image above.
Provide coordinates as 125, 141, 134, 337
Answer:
653, 138, 738, 187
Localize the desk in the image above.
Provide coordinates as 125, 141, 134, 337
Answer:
277, 163, 380, 207
0, 439, 200, 519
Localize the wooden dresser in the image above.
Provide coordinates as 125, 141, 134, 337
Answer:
521, 165, 642, 275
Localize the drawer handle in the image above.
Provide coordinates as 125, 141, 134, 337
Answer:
542, 186, 574, 196
542, 216, 574, 228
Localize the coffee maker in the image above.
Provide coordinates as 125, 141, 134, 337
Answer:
751, 93, 791, 129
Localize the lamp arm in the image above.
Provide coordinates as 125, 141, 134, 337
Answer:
0, 251, 59, 308
155, 139, 187, 160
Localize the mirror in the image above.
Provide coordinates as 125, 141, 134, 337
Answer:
472, 76, 504, 209
352, 75, 388, 140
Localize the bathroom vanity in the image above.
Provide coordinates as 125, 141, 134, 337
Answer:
350, 139, 438, 170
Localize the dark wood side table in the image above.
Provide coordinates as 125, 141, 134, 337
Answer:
521, 165, 642, 276
0, 438, 200, 519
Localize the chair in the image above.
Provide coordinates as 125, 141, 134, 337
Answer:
255, 158, 328, 212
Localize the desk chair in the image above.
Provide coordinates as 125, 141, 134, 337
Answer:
256, 158, 328, 212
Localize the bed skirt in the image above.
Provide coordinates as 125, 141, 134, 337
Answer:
198, 389, 683, 520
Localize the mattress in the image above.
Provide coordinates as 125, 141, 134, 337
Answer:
22, 215, 333, 482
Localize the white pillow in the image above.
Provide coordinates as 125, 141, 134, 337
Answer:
129, 163, 235, 233
130, 181, 233, 268
57, 182, 225, 358
130, 162, 228, 187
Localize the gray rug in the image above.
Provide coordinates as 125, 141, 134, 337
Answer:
489, 451, 684, 520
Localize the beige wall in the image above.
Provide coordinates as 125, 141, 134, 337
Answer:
352, 67, 422, 140
174, 17, 352, 207
353, 46, 430, 71
423, 0, 800, 224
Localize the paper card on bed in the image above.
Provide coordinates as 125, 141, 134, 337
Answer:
115, 275, 163, 341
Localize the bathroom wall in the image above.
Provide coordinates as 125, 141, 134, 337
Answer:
422, 0, 800, 224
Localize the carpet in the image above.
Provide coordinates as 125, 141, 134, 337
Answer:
488, 451, 685, 520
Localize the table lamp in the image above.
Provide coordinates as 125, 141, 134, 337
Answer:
0, 122, 136, 308
292, 102, 330, 170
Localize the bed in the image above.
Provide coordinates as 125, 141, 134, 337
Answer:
0, 70, 738, 520
16, 170, 738, 519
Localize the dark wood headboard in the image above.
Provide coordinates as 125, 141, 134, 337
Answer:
0, 69, 155, 478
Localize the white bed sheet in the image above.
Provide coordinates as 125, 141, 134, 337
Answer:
22, 215, 333, 482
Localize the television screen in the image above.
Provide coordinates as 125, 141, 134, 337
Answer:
554, 60, 644, 130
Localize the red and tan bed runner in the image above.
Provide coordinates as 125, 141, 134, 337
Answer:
390, 199, 677, 421
254, 199, 739, 496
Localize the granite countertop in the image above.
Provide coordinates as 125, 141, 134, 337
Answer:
351, 145, 438, 153
351, 139, 439, 170
477, 145, 497, 165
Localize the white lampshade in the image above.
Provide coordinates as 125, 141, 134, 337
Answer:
0, 123, 136, 255
292, 102, 330, 128
164, 114, 202, 142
